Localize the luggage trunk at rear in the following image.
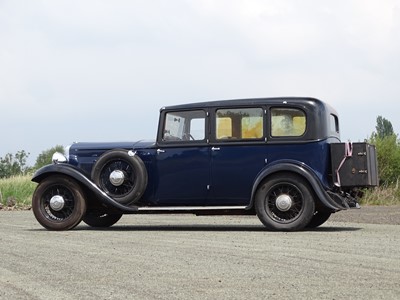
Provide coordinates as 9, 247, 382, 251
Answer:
331, 142, 378, 188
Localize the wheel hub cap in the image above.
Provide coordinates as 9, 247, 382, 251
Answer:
49, 195, 65, 211
109, 170, 125, 186
275, 194, 293, 211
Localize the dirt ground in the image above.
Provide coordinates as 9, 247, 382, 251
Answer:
1, 210, 399, 300
1, 205, 399, 225
329, 205, 400, 225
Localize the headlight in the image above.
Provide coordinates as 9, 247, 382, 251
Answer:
52, 152, 67, 164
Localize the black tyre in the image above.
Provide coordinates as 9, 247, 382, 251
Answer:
32, 175, 86, 230
91, 149, 148, 205
82, 212, 122, 228
306, 211, 332, 228
255, 173, 315, 231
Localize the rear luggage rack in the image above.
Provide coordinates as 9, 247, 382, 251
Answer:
331, 142, 378, 188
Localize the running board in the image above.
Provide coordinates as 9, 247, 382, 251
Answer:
137, 206, 247, 211
130, 206, 253, 216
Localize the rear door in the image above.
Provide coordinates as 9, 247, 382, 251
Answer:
209, 107, 266, 205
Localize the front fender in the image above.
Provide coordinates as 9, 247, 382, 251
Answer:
249, 160, 346, 211
32, 164, 138, 212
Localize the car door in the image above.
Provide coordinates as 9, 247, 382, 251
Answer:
209, 107, 266, 206
155, 109, 210, 205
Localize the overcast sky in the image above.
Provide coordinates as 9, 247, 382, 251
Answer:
1, 0, 399, 165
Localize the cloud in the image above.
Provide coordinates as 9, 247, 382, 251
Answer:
0, 0, 399, 164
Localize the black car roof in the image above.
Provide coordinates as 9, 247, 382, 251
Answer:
161, 97, 330, 111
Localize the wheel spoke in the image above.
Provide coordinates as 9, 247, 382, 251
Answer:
41, 185, 76, 221
100, 159, 136, 197
266, 182, 304, 223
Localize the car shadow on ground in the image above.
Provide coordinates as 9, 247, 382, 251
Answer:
68, 224, 362, 232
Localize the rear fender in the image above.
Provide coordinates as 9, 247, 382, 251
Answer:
32, 164, 138, 212
249, 160, 346, 211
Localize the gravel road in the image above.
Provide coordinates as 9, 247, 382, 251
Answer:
0, 207, 399, 300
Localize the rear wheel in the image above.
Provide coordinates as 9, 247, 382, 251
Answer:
255, 173, 315, 231
82, 212, 122, 228
32, 175, 86, 230
307, 211, 332, 228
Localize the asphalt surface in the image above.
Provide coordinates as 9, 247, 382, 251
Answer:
0, 208, 399, 300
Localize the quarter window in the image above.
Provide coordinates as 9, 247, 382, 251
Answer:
163, 110, 206, 142
271, 108, 306, 137
330, 114, 339, 133
216, 108, 263, 140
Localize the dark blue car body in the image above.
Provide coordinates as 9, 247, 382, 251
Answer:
31, 97, 378, 230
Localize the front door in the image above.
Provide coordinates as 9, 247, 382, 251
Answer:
155, 109, 209, 205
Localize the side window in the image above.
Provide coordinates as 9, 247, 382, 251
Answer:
163, 110, 206, 142
190, 118, 206, 140
271, 108, 306, 137
216, 108, 263, 140
330, 114, 339, 134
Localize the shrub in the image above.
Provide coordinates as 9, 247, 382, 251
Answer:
372, 135, 400, 186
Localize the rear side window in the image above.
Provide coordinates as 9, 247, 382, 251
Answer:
216, 108, 263, 140
271, 108, 306, 137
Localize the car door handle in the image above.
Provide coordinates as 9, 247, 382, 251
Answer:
211, 147, 220, 151
157, 149, 165, 154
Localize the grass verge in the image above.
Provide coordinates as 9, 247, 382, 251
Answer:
360, 184, 400, 205
0, 175, 36, 209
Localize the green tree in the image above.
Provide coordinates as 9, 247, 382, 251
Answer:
375, 116, 394, 139
0, 150, 31, 178
369, 116, 400, 186
370, 134, 400, 185
34, 145, 65, 170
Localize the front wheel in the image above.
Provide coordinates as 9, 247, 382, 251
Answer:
32, 175, 86, 230
255, 173, 315, 231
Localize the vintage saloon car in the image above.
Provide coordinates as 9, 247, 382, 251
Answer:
31, 97, 378, 231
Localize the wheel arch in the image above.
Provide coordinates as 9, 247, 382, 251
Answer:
32, 164, 139, 213
249, 160, 344, 212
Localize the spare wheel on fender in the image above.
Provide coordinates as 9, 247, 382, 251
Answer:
91, 149, 148, 205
